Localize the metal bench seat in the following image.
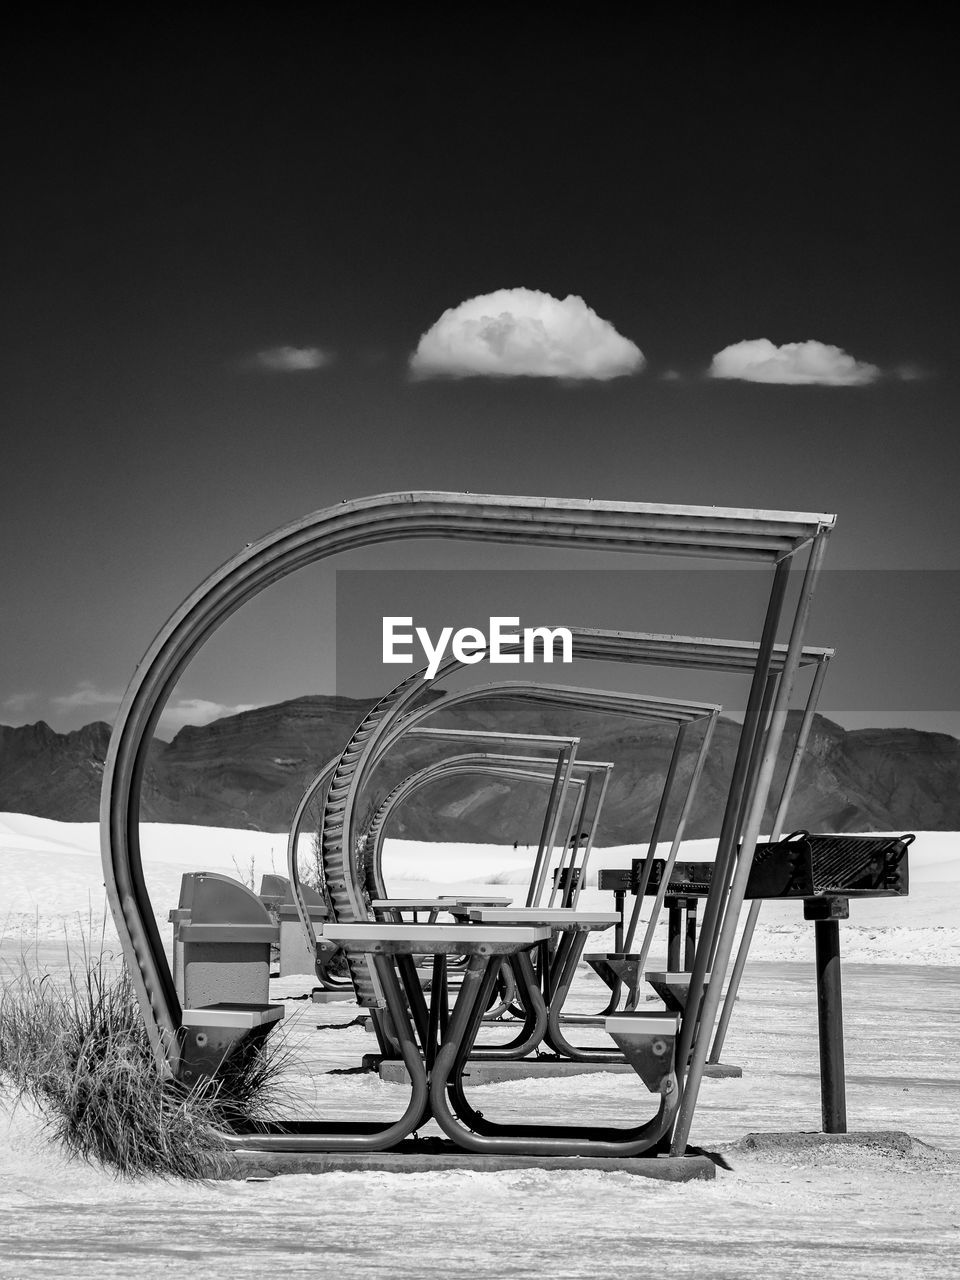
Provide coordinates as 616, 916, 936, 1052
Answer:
179, 1002, 285, 1083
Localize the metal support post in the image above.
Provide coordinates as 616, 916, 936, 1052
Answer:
572, 765, 611, 907
631, 712, 718, 977
811, 898, 848, 1133
549, 772, 593, 907
684, 900, 697, 969
672, 528, 832, 1153
707, 670, 779, 971
624, 724, 687, 950
671, 559, 792, 1103
527, 748, 571, 907
613, 889, 626, 952
667, 900, 682, 970
709, 654, 831, 1063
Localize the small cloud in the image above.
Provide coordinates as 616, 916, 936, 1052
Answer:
3, 692, 37, 714
708, 339, 880, 386
410, 288, 645, 381
248, 346, 333, 372
894, 363, 929, 382
51, 682, 122, 714
660, 369, 682, 382
158, 698, 260, 736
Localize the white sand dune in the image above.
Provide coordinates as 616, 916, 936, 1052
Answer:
2, 814, 957, 965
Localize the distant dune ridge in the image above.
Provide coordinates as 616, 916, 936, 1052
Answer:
1, 694, 958, 838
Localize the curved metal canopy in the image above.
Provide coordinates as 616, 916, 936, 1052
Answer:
99, 490, 833, 1100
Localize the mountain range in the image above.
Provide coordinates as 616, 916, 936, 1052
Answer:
2, 695, 958, 841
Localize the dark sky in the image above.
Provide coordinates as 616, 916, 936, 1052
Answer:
2, 9, 957, 738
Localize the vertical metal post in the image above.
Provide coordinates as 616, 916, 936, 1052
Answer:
624, 723, 687, 950
814, 912, 847, 1133
709, 654, 831, 1063
684, 901, 698, 969
667, 902, 682, 969
527, 747, 571, 907
613, 890, 626, 952
548, 778, 586, 908
672, 559, 792, 1101
632, 711, 718, 977
530, 743, 579, 907
706, 670, 779, 972
572, 766, 610, 907
672, 529, 832, 1154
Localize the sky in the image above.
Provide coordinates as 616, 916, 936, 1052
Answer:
2, 9, 957, 740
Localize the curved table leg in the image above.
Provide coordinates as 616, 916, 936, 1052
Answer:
229, 954, 430, 1151
468, 950, 548, 1060
431, 953, 678, 1157
545, 931, 626, 1063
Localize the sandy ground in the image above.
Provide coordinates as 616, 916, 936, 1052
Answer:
1, 816, 959, 1277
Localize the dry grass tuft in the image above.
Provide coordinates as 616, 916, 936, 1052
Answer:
0, 938, 289, 1179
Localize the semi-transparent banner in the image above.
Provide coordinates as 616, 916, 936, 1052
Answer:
335, 568, 958, 723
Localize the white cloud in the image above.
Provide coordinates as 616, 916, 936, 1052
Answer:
46, 686, 258, 735
158, 698, 261, 736
410, 288, 645, 380
51, 683, 122, 714
708, 339, 880, 386
894, 363, 929, 382
250, 346, 333, 372
3, 692, 37, 714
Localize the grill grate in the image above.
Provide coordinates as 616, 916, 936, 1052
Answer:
643, 832, 913, 901
800, 832, 912, 895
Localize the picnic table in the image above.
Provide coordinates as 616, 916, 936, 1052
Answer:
316, 922, 679, 1158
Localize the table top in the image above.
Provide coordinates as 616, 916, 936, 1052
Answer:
437, 895, 514, 905
320, 922, 552, 955
369, 899, 448, 910
467, 908, 620, 931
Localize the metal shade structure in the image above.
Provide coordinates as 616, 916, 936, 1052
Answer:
361, 748, 613, 909
285, 679, 720, 952
100, 490, 833, 1155
358, 687, 719, 909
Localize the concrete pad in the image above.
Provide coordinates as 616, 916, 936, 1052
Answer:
373, 1057, 742, 1084
209, 1145, 716, 1181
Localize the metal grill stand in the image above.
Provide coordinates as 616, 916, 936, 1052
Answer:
806, 895, 849, 1133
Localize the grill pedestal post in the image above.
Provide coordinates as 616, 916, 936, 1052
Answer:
806, 895, 849, 1134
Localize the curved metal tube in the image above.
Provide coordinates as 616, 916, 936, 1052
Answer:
428, 956, 677, 1156
363, 749, 613, 900
103, 491, 774, 1067
288, 674, 716, 960
99, 487, 833, 1132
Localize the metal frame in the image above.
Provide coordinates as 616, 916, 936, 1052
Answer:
360, 746, 613, 908
362, 684, 718, 905
100, 490, 833, 1154
707, 650, 832, 1062
285, 676, 719, 941
358, 687, 718, 908
398, 726, 585, 908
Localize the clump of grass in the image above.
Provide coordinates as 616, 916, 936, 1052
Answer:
0, 942, 289, 1179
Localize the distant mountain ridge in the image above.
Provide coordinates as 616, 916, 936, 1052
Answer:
1, 694, 958, 839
